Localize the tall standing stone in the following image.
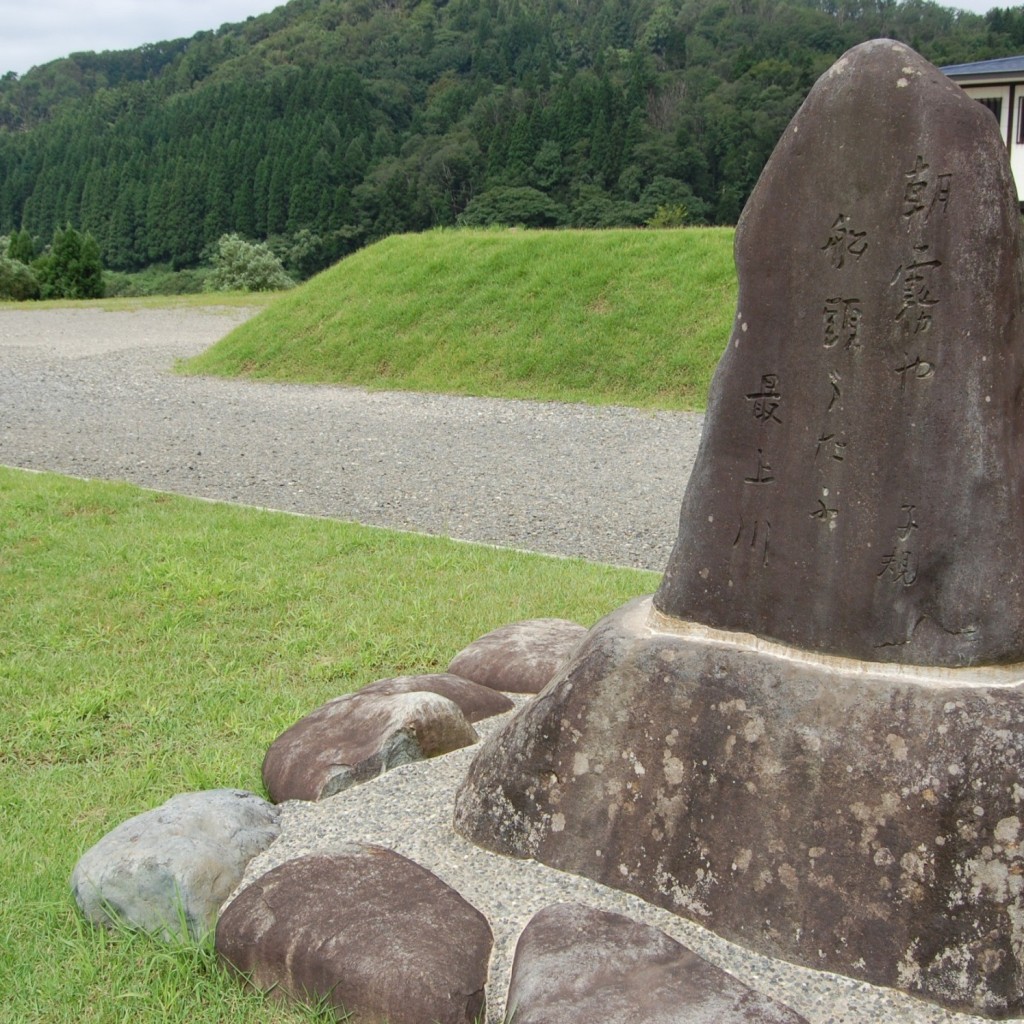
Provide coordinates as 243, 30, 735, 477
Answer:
455, 41, 1024, 1018
656, 39, 1024, 666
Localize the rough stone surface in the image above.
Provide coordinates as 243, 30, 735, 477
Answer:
655, 40, 1024, 667
454, 597, 1024, 1017
262, 690, 478, 802
507, 903, 809, 1024
70, 789, 280, 940
216, 846, 492, 1024
447, 618, 587, 693
357, 672, 514, 722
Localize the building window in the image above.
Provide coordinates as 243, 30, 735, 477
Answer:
1017, 96, 1024, 144
978, 96, 1003, 124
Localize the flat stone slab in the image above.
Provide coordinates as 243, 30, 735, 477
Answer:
357, 672, 514, 722
447, 618, 587, 693
455, 597, 1024, 1017
263, 689, 478, 802
216, 846, 492, 1024
71, 789, 280, 940
507, 903, 808, 1024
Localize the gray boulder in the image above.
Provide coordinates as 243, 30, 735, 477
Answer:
216, 846, 492, 1024
507, 903, 808, 1024
447, 618, 587, 693
71, 789, 280, 941
262, 689, 478, 803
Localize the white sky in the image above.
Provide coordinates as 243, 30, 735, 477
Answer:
0, 0, 287, 77
0, 0, 1015, 78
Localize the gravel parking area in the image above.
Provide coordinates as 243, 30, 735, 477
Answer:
0, 305, 702, 571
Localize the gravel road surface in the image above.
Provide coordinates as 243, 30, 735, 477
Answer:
0, 306, 703, 571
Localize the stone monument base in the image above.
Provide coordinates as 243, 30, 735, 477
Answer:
453, 597, 1024, 1018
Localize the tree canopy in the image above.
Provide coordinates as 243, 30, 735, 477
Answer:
0, 0, 1019, 277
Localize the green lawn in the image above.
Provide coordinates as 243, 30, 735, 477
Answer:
0, 467, 657, 1023
181, 227, 736, 411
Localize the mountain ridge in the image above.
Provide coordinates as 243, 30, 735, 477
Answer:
1, 0, 1020, 275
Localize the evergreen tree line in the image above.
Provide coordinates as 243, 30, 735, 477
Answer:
0, 225, 104, 299
1, 0, 1021, 279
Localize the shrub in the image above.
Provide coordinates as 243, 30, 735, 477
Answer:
105, 266, 210, 298
0, 254, 41, 300
458, 187, 568, 228
204, 234, 294, 292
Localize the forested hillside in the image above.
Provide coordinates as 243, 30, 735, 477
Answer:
1, 0, 1021, 276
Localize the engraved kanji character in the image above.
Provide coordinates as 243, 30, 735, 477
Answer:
733, 518, 771, 568
815, 433, 847, 461
878, 549, 918, 587
744, 448, 774, 485
894, 354, 935, 391
902, 155, 930, 218
903, 156, 952, 221
892, 244, 941, 332
827, 370, 841, 413
809, 499, 838, 523
896, 503, 918, 542
745, 373, 782, 424
822, 214, 868, 269
823, 297, 862, 349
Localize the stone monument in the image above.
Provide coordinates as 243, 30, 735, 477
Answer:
454, 40, 1024, 1018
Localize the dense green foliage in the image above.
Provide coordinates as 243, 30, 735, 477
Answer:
204, 232, 294, 291
36, 224, 105, 298
1, 223, 105, 299
182, 226, 736, 409
0, 0, 1020, 276
1, 466, 656, 1023
0, 254, 39, 300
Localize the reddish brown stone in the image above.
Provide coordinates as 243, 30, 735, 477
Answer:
262, 690, 477, 802
357, 672, 513, 722
655, 40, 1024, 667
216, 846, 491, 1024
447, 618, 587, 693
507, 903, 808, 1024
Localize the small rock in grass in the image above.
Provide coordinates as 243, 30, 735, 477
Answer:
216, 846, 491, 1024
447, 618, 587, 693
262, 689, 478, 803
70, 789, 280, 941
507, 902, 809, 1024
357, 672, 514, 722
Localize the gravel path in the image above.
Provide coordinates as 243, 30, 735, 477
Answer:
1, 307, 995, 1024
0, 306, 702, 571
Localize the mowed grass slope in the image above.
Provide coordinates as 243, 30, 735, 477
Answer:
181, 227, 736, 410
0, 467, 657, 1024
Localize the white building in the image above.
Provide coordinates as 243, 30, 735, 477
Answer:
942, 55, 1024, 200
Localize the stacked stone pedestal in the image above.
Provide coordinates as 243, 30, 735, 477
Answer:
454, 597, 1024, 1016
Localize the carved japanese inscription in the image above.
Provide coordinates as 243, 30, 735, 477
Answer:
655, 40, 1024, 666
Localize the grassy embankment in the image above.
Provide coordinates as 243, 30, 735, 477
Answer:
182, 226, 737, 411
0, 468, 658, 1023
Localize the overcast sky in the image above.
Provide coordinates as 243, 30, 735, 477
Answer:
0, 0, 1011, 78
0, 1, 286, 77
